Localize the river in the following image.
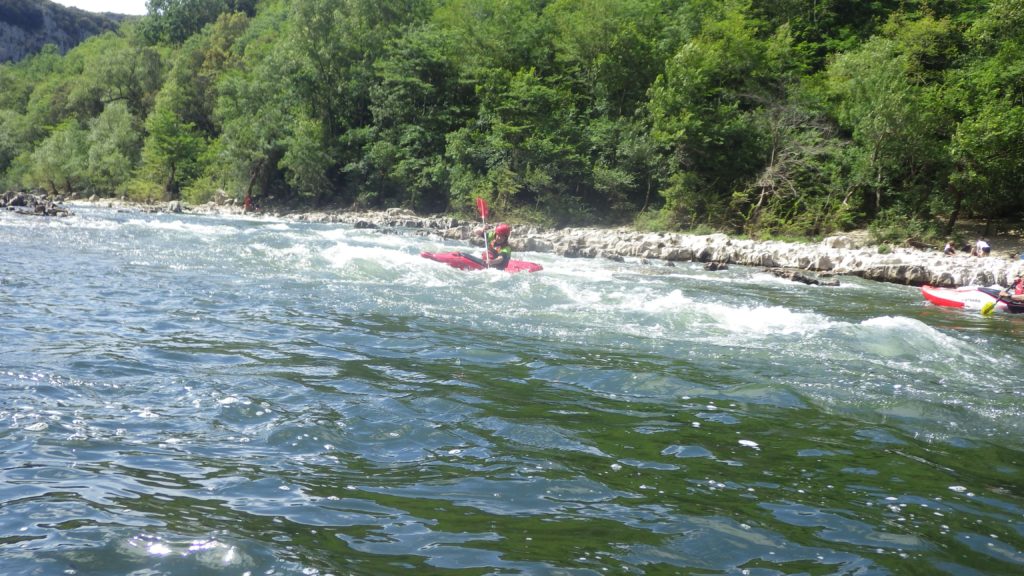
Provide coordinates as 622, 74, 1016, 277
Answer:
1, 205, 1021, 575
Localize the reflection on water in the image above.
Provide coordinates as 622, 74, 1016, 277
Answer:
1, 206, 1022, 574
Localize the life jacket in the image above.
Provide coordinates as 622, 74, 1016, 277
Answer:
1014, 277, 1024, 295
483, 231, 511, 260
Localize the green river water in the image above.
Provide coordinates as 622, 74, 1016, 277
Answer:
1, 205, 1021, 575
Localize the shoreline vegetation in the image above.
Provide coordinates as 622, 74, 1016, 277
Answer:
2, 1, 1023, 254
47, 195, 1024, 290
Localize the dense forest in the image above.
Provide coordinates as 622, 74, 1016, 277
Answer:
1, 0, 1022, 241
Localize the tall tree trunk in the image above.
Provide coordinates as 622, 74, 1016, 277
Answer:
164, 163, 177, 200
246, 159, 264, 198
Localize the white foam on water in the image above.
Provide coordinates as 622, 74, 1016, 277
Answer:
1, 210, 112, 233
636, 288, 696, 313
711, 301, 833, 337
316, 227, 355, 243
247, 242, 316, 269
255, 222, 292, 232
318, 226, 412, 249
319, 243, 456, 291
847, 315, 974, 363
322, 243, 410, 270
126, 217, 240, 238
541, 256, 621, 283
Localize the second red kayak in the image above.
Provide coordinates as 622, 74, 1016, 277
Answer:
920, 285, 1024, 313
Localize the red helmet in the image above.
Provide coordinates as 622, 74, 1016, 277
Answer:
495, 223, 511, 237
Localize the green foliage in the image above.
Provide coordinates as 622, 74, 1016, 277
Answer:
448, 66, 586, 221
122, 178, 167, 203
433, 0, 547, 74
632, 207, 672, 232
85, 101, 141, 193
180, 174, 220, 204
0, 0, 1022, 236
823, 13, 962, 225
23, 119, 88, 194
359, 23, 467, 211
648, 1, 781, 228
141, 95, 207, 198
868, 207, 941, 245
944, 0, 1024, 223
279, 116, 334, 201
0, 109, 28, 177
143, 0, 232, 45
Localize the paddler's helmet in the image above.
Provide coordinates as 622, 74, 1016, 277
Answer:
495, 223, 511, 238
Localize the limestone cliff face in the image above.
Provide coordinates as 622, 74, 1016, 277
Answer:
0, 0, 126, 63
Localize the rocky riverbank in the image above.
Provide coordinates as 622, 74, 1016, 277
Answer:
286, 207, 1024, 289
2, 190, 73, 216
64, 196, 1024, 289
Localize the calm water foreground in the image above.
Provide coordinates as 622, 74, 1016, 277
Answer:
1, 205, 1022, 576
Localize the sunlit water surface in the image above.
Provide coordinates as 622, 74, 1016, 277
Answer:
1, 206, 1022, 575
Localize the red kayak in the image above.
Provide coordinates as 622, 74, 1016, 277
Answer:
421, 251, 543, 273
920, 285, 1024, 313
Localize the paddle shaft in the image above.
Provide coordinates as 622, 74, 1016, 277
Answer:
476, 198, 490, 267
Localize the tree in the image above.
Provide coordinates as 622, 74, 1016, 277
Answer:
212, 1, 300, 202
944, 0, 1024, 231
825, 31, 945, 218
433, 0, 548, 75
647, 1, 775, 228
448, 67, 587, 223
141, 96, 206, 199
0, 109, 29, 179
86, 101, 141, 192
88, 23, 168, 120
142, 0, 231, 45
23, 119, 88, 195
354, 23, 469, 211
62, 30, 167, 123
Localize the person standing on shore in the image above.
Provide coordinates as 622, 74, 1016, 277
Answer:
943, 240, 956, 255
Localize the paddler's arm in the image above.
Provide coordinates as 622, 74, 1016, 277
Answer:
488, 249, 511, 269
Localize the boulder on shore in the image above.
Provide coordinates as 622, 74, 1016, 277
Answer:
2, 191, 72, 217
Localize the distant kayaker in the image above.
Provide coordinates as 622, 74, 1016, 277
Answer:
999, 272, 1024, 301
460, 223, 512, 270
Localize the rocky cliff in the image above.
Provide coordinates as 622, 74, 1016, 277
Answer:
0, 0, 125, 63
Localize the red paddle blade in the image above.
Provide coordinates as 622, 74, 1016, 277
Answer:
475, 197, 489, 219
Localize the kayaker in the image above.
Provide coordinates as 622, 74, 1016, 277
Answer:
480, 223, 512, 269
999, 272, 1024, 301
460, 223, 512, 270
